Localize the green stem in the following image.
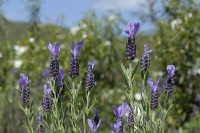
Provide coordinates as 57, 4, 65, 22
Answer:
129, 60, 132, 69
71, 78, 78, 132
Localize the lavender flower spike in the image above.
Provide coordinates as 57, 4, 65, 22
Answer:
85, 60, 95, 89
113, 102, 129, 121
20, 73, 31, 103
125, 22, 140, 38
148, 78, 160, 108
47, 42, 60, 57
48, 42, 60, 77
88, 109, 101, 133
58, 69, 64, 87
70, 40, 84, 58
125, 22, 140, 60
69, 40, 84, 78
37, 112, 45, 133
42, 85, 52, 112
110, 121, 123, 133
56, 69, 65, 100
163, 65, 176, 93
140, 44, 152, 71
126, 107, 134, 125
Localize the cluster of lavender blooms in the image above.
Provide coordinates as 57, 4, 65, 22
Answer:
108, 22, 176, 132
19, 39, 98, 132
19, 21, 176, 133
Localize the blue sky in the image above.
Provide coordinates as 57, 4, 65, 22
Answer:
2, 0, 158, 31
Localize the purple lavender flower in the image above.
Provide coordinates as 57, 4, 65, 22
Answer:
140, 44, 152, 71
69, 40, 84, 78
56, 69, 65, 100
125, 22, 140, 60
196, 94, 200, 105
42, 69, 49, 78
12, 68, 18, 75
196, 94, 200, 101
166, 65, 175, 78
85, 60, 95, 89
42, 85, 52, 112
70, 40, 84, 58
88, 60, 95, 72
125, 22, 140, 39
58, 69, 64, 87
113, 102, 129, 121
37, 112, 43, 123
148, 78, 160, 108
37, 112, 45, 133
110, 102, 128, 133
47, 42, 60, 58
88, 109, 101, 133
190, 105, 198, 118
110, 121, 123, 133
20, 73, 31, 87
126, 107, 134, 125
38, 125, 45, 133
47, 42, 60, 77
163, 65, 176, 93
20, 73, 31, 103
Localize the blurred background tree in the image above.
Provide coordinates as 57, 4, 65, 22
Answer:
0, 0, 8, 34
0, 0, 200, 132
25, 0, 43, 37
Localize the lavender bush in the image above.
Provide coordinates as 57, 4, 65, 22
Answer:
18, 21, 176, 133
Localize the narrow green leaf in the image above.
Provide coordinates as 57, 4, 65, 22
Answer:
121, 63, 127, 74
123, 75, 130, 90
131, 61, 139, 80
141, 70, 144, 80
144, 71, 148, 87
18, 103, 26, 113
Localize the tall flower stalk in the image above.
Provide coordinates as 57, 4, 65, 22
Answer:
19, 73, 34, 133
67, 40, 84, 132
82, 60, 96, 133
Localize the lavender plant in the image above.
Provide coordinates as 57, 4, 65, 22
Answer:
119, 21, 176, 133
18, 21, 176, 133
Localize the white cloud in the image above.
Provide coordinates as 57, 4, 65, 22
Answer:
92, 0, 144, 10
